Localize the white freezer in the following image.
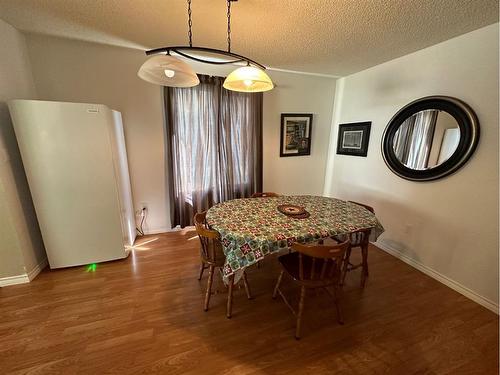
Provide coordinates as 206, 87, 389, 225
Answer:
8, 100, 136, 268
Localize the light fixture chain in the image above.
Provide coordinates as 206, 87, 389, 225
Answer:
227, 0, 231, 52
187, 0, 193, 47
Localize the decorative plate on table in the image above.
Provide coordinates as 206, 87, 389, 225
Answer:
277, 204, 310, 219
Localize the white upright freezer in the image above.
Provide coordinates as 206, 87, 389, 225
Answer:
8, 100, 136, 268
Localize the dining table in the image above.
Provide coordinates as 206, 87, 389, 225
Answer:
206, 195, 385, 278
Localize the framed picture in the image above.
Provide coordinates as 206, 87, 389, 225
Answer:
336, 122, 371, 157
280, 113, 313, 157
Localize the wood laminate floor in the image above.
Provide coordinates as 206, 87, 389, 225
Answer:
1, 229, 498, 374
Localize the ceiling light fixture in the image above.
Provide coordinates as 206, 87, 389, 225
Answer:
138, 0, 274, 93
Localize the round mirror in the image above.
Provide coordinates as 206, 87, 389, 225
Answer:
382, 96, 479, 181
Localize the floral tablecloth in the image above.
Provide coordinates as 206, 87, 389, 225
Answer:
206, 195, 384, 277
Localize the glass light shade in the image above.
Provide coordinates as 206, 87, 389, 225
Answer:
137, 55, 199, 87
223, 66, 274, 93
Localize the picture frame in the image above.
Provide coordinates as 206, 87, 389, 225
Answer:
336, 122, 371, 157
280, 113, 313, 157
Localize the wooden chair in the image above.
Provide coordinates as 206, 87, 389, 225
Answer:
194, 212, 252, 318
272, 239, 350, 339
251, 192, 280, 198
336, 201, 375, 288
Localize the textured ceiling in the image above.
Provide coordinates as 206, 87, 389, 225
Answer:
0, 0, 498, 76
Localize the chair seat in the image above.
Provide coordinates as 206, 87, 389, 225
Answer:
278, 252, 340, 287
199, 241, 226, 268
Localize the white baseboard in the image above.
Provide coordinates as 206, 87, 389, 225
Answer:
0, 274, 30, 287
143, 226, 170, 235
27, 258, 48, 281
375, 241, 499, 314
0, 258, 48, 287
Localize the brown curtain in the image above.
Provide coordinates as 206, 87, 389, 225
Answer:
164, 75, 263, 228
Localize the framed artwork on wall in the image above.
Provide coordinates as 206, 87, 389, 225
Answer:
280, 113, 313, 157
336, 122, 371, 157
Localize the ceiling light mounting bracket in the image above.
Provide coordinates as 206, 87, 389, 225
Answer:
145, 46, 267, 71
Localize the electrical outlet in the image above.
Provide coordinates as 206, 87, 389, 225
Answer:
135, 202, 148, 216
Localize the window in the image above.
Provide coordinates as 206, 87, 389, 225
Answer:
164, 75, 263, 227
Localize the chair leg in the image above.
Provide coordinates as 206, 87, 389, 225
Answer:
204, 265, 215, 311
361, 244, 369, 288
341, 247, 352, 286
272, 271, 284, 299
333, 286, 344, 325
295, 286, 306, 340
198, 263, 205, 281
226, 274, 235, 319
242, 272, 252, 299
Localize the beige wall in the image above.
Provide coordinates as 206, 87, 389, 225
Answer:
263, 71, 336, 195
0, 19, 46, 280
25, 33, 337, 231
324, 24, 499, 310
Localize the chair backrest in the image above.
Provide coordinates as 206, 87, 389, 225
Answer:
251, 192, 280, 198
291, 240, 350, 283
194, 212, 225, 265
348, 201, 375, 247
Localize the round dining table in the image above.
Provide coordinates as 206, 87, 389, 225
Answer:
206, 195, 384, 277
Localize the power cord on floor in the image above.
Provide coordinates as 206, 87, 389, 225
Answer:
136, 207, 146, 236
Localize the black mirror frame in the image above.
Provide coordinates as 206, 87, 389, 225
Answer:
381, 96, 480, 182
